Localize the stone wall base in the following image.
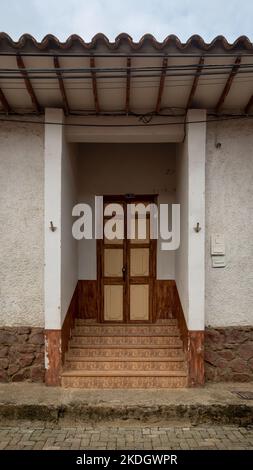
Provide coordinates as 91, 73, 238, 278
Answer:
1, 325, 253, 384
205, 326, 253, 382
0, 327, 45, 382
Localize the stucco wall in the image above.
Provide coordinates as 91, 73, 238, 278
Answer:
175, 110, 206, 331
0, 121, 44, 327
206, 120, 253, 327
175, 139, 189, 325
77, 143, 177, 280
61, 139, 78, 324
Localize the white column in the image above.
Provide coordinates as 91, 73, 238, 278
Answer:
176, 109, 206, 331
187, 109, 206, 330
44, 108, 64, 330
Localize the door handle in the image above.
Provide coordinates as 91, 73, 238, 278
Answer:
122, 265, 127, 281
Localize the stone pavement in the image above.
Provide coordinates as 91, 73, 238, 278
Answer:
0, 422, 253, 450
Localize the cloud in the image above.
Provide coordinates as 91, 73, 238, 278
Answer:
1, 0, 253, 42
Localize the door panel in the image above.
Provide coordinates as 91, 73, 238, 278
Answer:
104, 285, 124, 321
104, 249, 123, 277
130, 285, 149, 320
130, 248, 149, 277
130, 217, 150, 244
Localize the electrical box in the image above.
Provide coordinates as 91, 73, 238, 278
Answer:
212, 255, 226, 268
211, 233, 225, 256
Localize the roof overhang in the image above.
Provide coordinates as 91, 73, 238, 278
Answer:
0, 33, 253, 118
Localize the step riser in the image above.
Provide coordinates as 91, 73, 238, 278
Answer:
70, 337, 182, 346
64, 361, 186, 371
74, 326, 179, 335
61, 376, 188, 388
67, 348, 183, 358
75, 319, 177, 326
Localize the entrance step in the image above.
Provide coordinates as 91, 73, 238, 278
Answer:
62, 319, 188, 389
61, 370, 188, 389
70, 335, 182, 347
74, 325, 179, 335
65, 358, 187, 372
67, 346, 183, 358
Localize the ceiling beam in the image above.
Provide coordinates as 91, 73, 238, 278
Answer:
186, 56, 204, 111
0, 88, 11, 113
16, 54, 41, 114
54, 56, 69, 115
244, 94, 253, 115
155, 56, 168, 113
215, 56, 241, 114
125, 57, 131, 114
90, 56, 100, 114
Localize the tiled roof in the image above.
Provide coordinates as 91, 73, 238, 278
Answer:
0, 32, 252, 52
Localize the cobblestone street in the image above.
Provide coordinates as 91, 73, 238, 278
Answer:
0, 423, 253, 450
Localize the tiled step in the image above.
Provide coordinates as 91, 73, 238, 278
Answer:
62, 318, 187, 389
74, 325, 179, 335
64, 358, 187, 371
67, 346, 183, 358
75, 318, 177, 329
61, 370, 188, 389
70, 335, 182, 347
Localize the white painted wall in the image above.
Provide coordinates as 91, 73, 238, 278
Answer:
61, 134, 78, 324
44, 109, 78, 330
0, 120, 44, 327
77, 143, 176, 280
175, 110, 206, 331
206, 120, 253, 327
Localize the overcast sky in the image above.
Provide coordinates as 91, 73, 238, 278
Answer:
1, 0, 252, 42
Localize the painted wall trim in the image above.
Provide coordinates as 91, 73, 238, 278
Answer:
44, 108, 64, 330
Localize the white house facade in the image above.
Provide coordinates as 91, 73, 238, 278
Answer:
0, 33, 252, 387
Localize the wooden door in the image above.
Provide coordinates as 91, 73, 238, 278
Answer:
98, 196, 156, 323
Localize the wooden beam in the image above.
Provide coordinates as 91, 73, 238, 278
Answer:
155, 56, 168, 113
215, 56, 241, 113
125, 57, 131, 114
0, 88, 11, 113
16, 54, 41, 114
53, 56, 69, 115
244, 94, 253, 115
90, 56, 100, 114
186, 56, 204, 110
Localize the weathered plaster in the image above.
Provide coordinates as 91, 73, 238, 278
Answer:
206, 120, 253, 327
0, 122, 44, 327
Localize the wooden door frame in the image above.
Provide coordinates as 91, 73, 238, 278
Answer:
97, 194, 157, 323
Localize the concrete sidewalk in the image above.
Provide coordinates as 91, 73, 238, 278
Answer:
0, 382, 252, 425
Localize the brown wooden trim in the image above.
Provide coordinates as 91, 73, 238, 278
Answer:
78, 280, 98, 320
173, 283, 188, 352
186, 56, 204, 110
215, 56, 241, 113
61, 283, 78, 361
44, 330, 61, 386
53, 56, 69, 115
155, 280, 175, 320
245, 94, 253, 114
90, 56, 100, 114
173, 282, 205, 387
125, 57, 131, 114
16, 54, 41, 114
129, 243, 151, 248
155, 56, 168, 113
0, 88, 11, 113
188, 331, 205, 387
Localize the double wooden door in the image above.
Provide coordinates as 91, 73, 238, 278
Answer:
98, 196, 156, 323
